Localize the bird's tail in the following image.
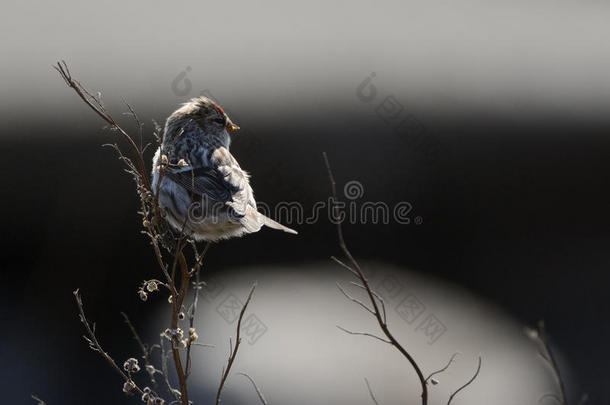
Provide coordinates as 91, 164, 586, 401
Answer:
261, 215, 298, 235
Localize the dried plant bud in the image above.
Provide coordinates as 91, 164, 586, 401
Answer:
430, 378, 439, 385
138, 290, 148, 301
167, 295, 173, 303
163, 328, 184, 341
146, 280, 159, 292
178, 311, 185, 320
179, 339, 187, 349
146, 365, 155, 375
154, 398, 165, 405
123, 358, 140, 373
122, 380, 136, 394
160, 154, 168, 164
188, 327, 198, 342
177, 159, 188, 167
143, 387, 151, 394
175, 328, 184, 339
142, 220, 151, 228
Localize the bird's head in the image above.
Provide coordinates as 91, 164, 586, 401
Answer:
165, 96, 239, 141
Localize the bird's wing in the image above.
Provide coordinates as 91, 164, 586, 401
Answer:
164, 166, 238, 204
164, 147, 259, 227
210, 147, 256, 213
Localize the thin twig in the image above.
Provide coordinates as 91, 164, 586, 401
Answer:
54, 61, 150, 189
447, 356, 482, 405
73, 289, 144, 396
186, 242, 211, 377
160, 336, 180, 401
216, 284, 257, 405
364, 378, 380, 405
323, 152, 429, 405
238, 372, 269, 405
336, 282, 375, 315
426, 353, 460, 383
170, 247, 191, 405
336, 325, 391, 344
30, 395, 46, 405
537, 321, 568, 405
122, 312, 161, 394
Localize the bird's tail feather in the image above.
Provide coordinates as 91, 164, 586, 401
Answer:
261, 215, 298, 235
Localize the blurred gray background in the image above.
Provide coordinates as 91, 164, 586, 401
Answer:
1, 0, 609, 403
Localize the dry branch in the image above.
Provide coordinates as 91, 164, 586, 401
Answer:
447, 356, 481, 405
216, 284, 257, 405
323, 152, 429, 405
324, 152, 482, 405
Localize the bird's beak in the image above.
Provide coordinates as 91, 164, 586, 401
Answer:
226, 118, 240, 133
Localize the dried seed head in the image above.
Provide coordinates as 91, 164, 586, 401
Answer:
123, 358, 140, 373
178, 311, 185, 320
189, 327, 198, 341
122, 380, 136, 394
177, 159, 188, 167
146, 280, 159, 292
160, 154, 168, 164
142, 220, 151, 228
138, 290, 148, 301
175, 328, 184, 339
430, 378, 439, 385
146, 365, 156, 375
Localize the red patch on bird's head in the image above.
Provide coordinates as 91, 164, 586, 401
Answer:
213, 103, 225, 116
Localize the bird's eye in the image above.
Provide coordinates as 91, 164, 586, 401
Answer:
212, 117, 225, 125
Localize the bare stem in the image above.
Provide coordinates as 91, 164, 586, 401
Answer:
73, 289, 144, 396
535, 321, 568, 405
364, 378, 380, 405
323, 152, 428, 405
54, 61, 150, 189
122, 312, 162, 394
238, 373, 269, 405
447, 356, 482, 405
171, 248, 191, 405
216, 284, 257, 405
30, 395, 46, 405
426, 353, 460, 383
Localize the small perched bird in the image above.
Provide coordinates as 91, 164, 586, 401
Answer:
152, 97, 297, 241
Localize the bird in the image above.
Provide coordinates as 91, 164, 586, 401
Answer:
151, 96, 297, 242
